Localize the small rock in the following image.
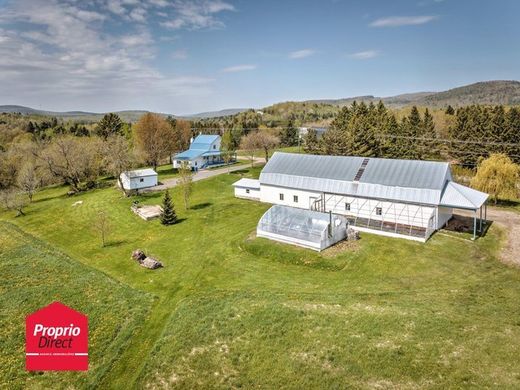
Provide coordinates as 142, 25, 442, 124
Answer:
141, 257, 163, 269
347, 228, 360, 241
131, 249, 146, 263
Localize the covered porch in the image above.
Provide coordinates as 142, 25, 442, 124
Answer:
440, 181, 489, 240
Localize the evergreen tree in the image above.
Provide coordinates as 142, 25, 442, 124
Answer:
160, 189, 177, 225
505, 107, 520, 163
445, 105, 455, 115
421, 108, 436, 158
303, 129, 320, 154
280, 119, 298, 146
96, 113, 123, 140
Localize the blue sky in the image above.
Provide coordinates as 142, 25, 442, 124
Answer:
0, 0, 518, 114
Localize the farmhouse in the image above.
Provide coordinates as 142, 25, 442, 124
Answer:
120, 168, 158, 191
234, 152, 489, 242
173, 134, 225, 170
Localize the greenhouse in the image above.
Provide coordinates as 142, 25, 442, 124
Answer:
256, 205, 348, 251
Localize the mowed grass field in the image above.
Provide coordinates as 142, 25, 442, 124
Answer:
1, 167, 520, 388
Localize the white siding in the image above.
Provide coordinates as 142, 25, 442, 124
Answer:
235, 187, 260, 200
323, 194, 435, 229
260, 185, 435, 229
173, 157, 204, 169
260, 185, 321, 209
436, 206, 453, 229
120, 174, 157, 190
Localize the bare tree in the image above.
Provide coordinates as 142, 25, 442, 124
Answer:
256, 130, 280, 163
102, 135, 136, 196
93, 210, 112, 247
239, 132, 259, 168
177, 162, 193, 210
38, 135, 103, 192
0, 189, 28, 216
16, 161, 41, 202
134, 113, 175, 170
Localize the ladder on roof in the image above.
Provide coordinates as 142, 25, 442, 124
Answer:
353, 158, 370, 181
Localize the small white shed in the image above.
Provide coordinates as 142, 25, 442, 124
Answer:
120, 168, 158, 191
232, 178, 260, 200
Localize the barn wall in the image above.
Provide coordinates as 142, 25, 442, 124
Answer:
324, 194, 435, 229
260, 185, 321, 209
436, 206, 453, 229
235, 187, 260, 200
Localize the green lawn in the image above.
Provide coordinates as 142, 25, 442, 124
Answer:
1, 168, 520, 389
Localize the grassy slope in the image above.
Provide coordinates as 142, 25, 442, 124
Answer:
1, 168, 520, 388
0, 223, 152, 389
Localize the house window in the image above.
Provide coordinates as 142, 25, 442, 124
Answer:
246, 189, 250, 194
213, 145, 216, 149
345, 203, 351, 211
139, 178, 144, 183
293, 195, 298, 203
279, 193, 284, 201
376, 207, 382, 216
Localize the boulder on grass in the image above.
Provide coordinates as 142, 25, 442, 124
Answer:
131, 249, 146, 263
346, 228, 360, 241
141, 257, 163, 270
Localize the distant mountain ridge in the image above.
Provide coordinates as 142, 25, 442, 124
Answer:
1, 80, 519, 121
304, 81, 520, 108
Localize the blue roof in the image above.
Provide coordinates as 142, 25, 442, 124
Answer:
173, 134, 221, 160
175, 149, 205, 159
192, 134, 219, 146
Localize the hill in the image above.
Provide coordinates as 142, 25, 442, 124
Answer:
304, 81, 520, 108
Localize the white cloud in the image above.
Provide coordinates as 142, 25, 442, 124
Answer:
221, 64, 257, 73
160, 0, 235, 30
171, 49, 188, 60
349, 50, 379, 60
370, 15, 437, 27
0, 0, 215, 112
289, 49, 315, 59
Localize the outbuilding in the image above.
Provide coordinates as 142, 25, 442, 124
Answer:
119, 168, 158, 191
235, 152, 489, 242
232, 178, 260, 200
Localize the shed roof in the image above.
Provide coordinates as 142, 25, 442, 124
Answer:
123, 168, 157, 178
440, 181, 488, 210
232, 178, 260, 189
260, 152, 452, 205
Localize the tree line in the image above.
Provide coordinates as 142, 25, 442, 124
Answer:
303, 101, 520, 166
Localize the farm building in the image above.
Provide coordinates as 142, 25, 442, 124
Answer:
173, 134, 232, 170
234, 152, 489, 242
120, 168, 158, 191
232, 178, 261, 200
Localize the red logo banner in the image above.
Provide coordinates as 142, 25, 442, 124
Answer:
26, 302, 88, 371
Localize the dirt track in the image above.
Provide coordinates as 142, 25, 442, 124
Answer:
458, 207, 520, 266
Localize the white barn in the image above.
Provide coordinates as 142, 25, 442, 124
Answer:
120, 168, 158, 191
233, 152, 489, 242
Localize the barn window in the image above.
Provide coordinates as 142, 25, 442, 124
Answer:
293, 195, 298, 203
246, 189, 250, 194
139, 178, 144, 183
345, 203, 351, 211
279, 193, 284, 201
376, 207, 382, 215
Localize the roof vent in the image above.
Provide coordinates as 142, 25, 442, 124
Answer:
353, 158, 370, 181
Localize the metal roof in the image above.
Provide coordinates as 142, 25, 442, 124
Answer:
260, 152, 454, 205
174, 134, 220, 160
232, 178, 260, 189
440, 181, 488, 210
122, 168, 157, 178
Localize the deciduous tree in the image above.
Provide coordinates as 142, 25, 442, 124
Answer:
178, 162, 193, 210
134, 113, 175, 170
471, 154, 519, 203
